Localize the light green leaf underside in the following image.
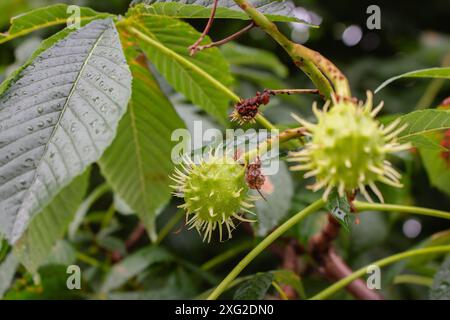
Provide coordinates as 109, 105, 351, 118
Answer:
128, 0, 316, 24
395, 109, 450, 144
99, 60, 186, 241
375, 67, 450, 93
0, 253, 18, 298
0, 19, 132, 243
129, 14, 234, 124
430, 257, 450, 300
0, 28, 74, 96
13, 168, 90, 273
0, 17, 115, 99
0, 3, 113, 44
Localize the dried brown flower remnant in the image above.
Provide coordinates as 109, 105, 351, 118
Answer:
231, 90, 271, 125
245, 156, 266, 200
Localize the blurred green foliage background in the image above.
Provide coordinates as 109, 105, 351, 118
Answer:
1, 0, 449, 300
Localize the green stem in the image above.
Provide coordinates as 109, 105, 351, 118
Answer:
155, 209, 185, 245
272, 281, 289, 300
100, 204, 116, 230
394, 274, 433, 287
415, 78, 446, 109
353, 201, 450, 220
201, 240, 255, 271
244, 127, 305, 163
69, 183, 111, 238
76, 251, 107, 272
126, 24, 238, 101
122, 22, 277, 131
255, 114, 276, 130
207, 199, 325, 300
415, 53, 450, 109
232, 0, 350, 98
310, 245, 450, 300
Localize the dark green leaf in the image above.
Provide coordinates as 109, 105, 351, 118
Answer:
375, 67, 450, 93
0, 4, 113, 44
128, 14, 233, 124
409, 230, 450, 267
128, 0, 316, 24
395, 110, 450, 145
350, 212, 387, 254
222, 43, 288, 78
233, 272, 273, 300
418, 132, 450, 195
5, 264, 82, 299
101, 246, 173, 292
99, 60, 186, 240
406, 134, 447, 151
325, 189, 352, 231
272, 270, 305, 299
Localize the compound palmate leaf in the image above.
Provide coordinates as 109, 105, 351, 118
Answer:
130, 14, 233, 124
128, 0, 314, 24
0, 4, 113, 44
99, 58, 186, 241
0, 19, 132, 243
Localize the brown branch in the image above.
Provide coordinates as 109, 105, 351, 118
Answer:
111, 223, 147, 262
320, 248, 383, 300
195, 22, 255, 53
189, 0, 219, 56
267, 237, 305, 299
125, 222, 146, 250
308, 214, 384, 300
308, 214, 341, 258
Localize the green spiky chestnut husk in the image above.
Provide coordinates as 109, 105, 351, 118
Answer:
289, 92, 410, 202
171, 151, 255, 242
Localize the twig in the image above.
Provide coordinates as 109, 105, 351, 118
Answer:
195, 22, 255, 53
189, 0, 219, 56
111, 222, 147, 262
155, 209, 185, 245
308, 214, 340, 258
308, 214, 384, 300
268, 89, 320, 96
232, 0, 351, 99
320, 248, 383, 300
125, 223, 146, 249
124, 24, 280, 132
311, 245, 450, 299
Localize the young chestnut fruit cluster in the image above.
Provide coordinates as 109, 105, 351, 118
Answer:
171, 92, 410, 241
